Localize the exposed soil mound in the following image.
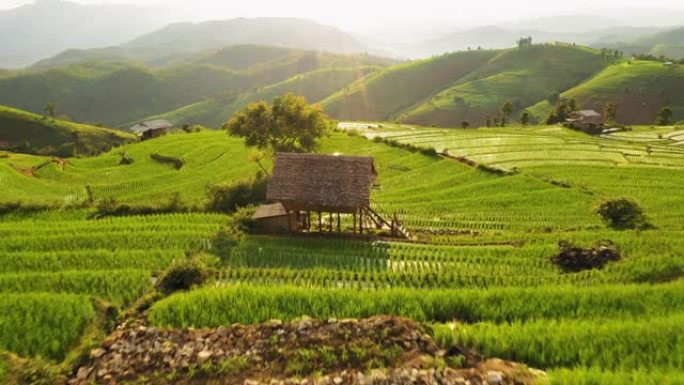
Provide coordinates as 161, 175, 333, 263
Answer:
551, 240, 622, 273
69, 316, 542, 385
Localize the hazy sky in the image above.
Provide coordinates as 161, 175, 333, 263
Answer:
2, 0, 684, 30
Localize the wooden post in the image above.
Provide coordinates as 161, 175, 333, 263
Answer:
329, 213, 333, 232
359, 207, 363, 235
318, 212, 322, 232
353, 213, 357, 234
337, 212, 341, 233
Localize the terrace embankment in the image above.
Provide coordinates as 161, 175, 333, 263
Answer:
70, 316, 543, 385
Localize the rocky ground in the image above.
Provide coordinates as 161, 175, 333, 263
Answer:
69, 316, 544, 385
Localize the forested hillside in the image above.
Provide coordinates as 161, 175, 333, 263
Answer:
527, 60, 684, 124
0, 47, 392, 127
1, 42, 683, 129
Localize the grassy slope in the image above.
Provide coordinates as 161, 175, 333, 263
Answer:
0, 131, 260, 205
321, 50, 497, 121
145, 66, 379, 128
0, 129, 601, 232
400, 44, 606, 127
5, 123, 684, 230
0, 105, 134, 157
0, 48, 392, 127
527, 60, 684, 124
364, 123, 684, 229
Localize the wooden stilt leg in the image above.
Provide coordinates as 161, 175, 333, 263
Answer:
337, 212, 341, 232
318, 212, 322, 232
359, 207, 363, 235
353, 213, 357, 234
329, 213, 333, 232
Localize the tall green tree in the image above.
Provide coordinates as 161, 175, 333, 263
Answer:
501, 102, 514, 127
604, 102, 618, 123
520, 111, 530, 126
224, 93, 329, 154
655, 107, 674, 126
43, 103, 57, 121
546, 99, 574, 125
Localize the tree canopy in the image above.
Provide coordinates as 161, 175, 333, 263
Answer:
655, 107, 674, 126
224, 93, 330, 154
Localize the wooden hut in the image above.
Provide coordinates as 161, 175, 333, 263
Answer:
130, 120, 171, 140
251, 203, 296, 233
566, 110, 604, 134
257, 152, 407, 237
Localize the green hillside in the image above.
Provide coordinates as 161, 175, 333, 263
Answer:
400, 44, 606, 126
145, 66, 378, 127
0, 131, 259, 206
528, 60, 684, 124
321, 50, 497, 121
612, 26, 684, 60
0, 105, 134, 157
0, 47, 392, 127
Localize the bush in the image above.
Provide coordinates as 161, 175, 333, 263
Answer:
150, 153, 185, 170
91, 193, 190, 218
206, 174, 268, 213
212, 226, 245, 259
596, 198, 651, 230
419, 147, 439, 157
476, 164, 517, 176
0, 202, 56, 216
156, 257, 211, 295
230, 206, 257, 233
16, 356, 62, 385
119, 152, 134, 165
550, 240, 622, 273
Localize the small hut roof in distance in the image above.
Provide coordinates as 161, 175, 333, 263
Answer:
130, 119, 172, 134
267, 153, 377, 213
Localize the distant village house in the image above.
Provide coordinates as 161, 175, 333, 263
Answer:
565, 109, 604, 134
130, 120, 171, 140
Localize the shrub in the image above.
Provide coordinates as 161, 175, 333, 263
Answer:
476, 164, 517, 176
230, 206, 257, 233
596, 198, 651, 230
212, 226, 245, 259
419, 147, 438, 157
206, 174, 268, 213
550, 240, 622, 273
16, 356, 62, 385
91, 193, 190, 218
0, 202, 56, 216
119, 152, 134, 165
150, 153, 185, 170
156, 257, 211, 295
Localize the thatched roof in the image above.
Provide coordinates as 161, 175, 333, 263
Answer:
267, 153, 376, 212
253, 203, 289, 219
576, 110, 601, 118
130, 120, 172, 133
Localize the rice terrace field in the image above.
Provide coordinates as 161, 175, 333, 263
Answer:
1, 121, 684, 384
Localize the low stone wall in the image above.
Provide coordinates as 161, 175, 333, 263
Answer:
69, 316, 542, 385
